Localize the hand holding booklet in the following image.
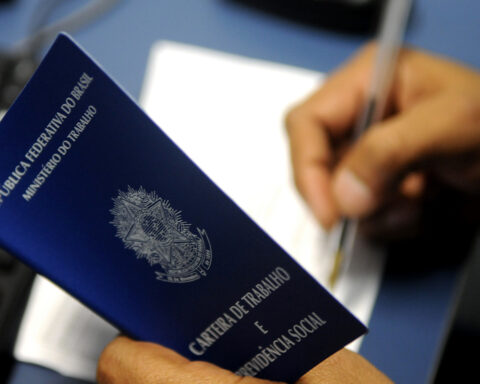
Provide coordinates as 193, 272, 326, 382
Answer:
0, 34, 365, 382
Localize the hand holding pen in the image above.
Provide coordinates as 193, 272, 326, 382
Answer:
285, 3, 480, 284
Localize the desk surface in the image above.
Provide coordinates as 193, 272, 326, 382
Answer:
2, 1, 479, 383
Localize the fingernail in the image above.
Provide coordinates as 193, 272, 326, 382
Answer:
333, 169, 375, 216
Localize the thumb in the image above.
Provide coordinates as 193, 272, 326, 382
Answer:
97, 336, 282, 384
332, 91, 480, 217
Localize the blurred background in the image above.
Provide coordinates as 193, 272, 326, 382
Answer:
0, 1, 479, 383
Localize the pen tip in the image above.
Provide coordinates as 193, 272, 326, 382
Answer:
328, 249, 344, 289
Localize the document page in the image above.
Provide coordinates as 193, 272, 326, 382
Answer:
14, 276, 118, 379
139, 41, 385, 332
14, 41, 384, 382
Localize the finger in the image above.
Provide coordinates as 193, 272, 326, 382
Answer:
286, 105, 338, 228
285, 44, 376, 228
399, 172, 426, 198
297, 349, 392, 384
360, 172, 426, 241
332, 90, 480, 218
97, 336, 282, 384
393, 48, 480, 112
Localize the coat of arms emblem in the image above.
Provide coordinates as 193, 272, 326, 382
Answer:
110, 187, 212, 283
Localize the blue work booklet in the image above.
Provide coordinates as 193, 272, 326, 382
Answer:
0, 34, 366, 382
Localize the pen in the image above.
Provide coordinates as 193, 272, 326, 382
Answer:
328, 0, 413, 289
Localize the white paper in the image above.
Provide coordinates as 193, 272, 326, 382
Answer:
14, 41, 384, 381
140, 41, 385, 350
14, 276, 118, 380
